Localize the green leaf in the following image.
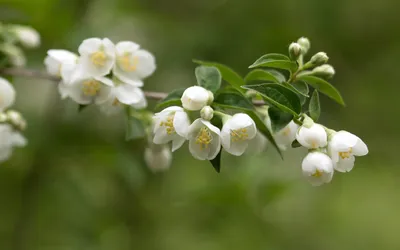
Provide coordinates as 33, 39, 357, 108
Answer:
288, 81, 310, 105
244, 69, 286, 83
309, 90, 321, 121
154, 88, 185, 112
242, 83, 302, 116
125, 114, 146, 141
297, 75, 345, 106
195, 66, 222, 93
209, 150, 222, 173
291, 140, 302, 148
78, 104, 89, 112
214, 91, 255, 111
212, 103, 282, 158
193, 60, 245, 92
249, 53, 298, 72
268, 107, 293, 133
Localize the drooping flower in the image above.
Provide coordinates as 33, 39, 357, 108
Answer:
0, 77, 16, 111
113, 41, 156, 85
181, 86, 212, 111
221, 113, 257, 156
153, 106, 190, 152
266, 118, 299, 150
328, 131, 368, 172
296, 123, 327, 149
78, 38, 116, 77
44, 49, 78, 77
67, 76, 113, 105
187, 118, 221, 160
0, 124, 26, 163
144, 144, 172, 173
302, 152, 334, 186
12, 25, 41, 48
246, 131, 269, 155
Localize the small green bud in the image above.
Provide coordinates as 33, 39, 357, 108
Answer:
297, 37, 310, 54
310, 52, 329, 66
200, 106, 214, 121
312, 64, 335, 78
289, 42, 302, 60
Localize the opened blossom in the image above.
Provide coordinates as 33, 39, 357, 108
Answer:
328, 131, 368, 172
187, 118, 221, 160
67, 76, 112, 105
221, 113, 257, 156
113, 41, 156, 85
302, 152, 334, 186
44, 49, 78, 77
296, 123, 327, 149
78, 38, 116, 77
153, 106, 190, 152
0, 77, 16, 112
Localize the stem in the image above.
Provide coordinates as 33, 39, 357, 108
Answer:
0, 67, 268, 106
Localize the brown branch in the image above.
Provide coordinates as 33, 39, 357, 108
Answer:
0, 67, 265, 105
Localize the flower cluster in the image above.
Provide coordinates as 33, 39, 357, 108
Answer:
44, 38, 156, 114
0, 23, 41, 67
0, 77, 27, 163
153, 85, 263, 161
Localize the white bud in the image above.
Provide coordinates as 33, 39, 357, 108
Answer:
0, 113, 7, 122
0, 43, 26, 67
6, 110, 26, 131
302, 152, 334, 186
144, 145, 172, 173
296, 123, 327, 149
181, 86, 211, 111
312, 64, 335, 78
310, 52, 329, 65
12, 25, 41, 48
200, 106, 214, 121
297, 37, 310, 54
289, 42, 302, 60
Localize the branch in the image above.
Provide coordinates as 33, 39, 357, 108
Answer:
0, 67, 265, 105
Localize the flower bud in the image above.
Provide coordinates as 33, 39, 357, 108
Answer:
181, 86, 211, 111
302, 152, 334, 186
0, 113, 7, 123
0, 43, 26, 67
297, 37, 310, 54
310, 52, 329, 66
6, 110, 26, 131
200, 106, 214, 121
296, 123, 327, 149
144, 145, 172, 173
289, 42, 302, 60
12, 25, 41, 48
312, 64, 335, 78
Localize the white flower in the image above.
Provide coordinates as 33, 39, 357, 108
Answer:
246, 131, 268, 155
113, 41, 156, 85
297, 123, 327, 149
328, 131, 368, 172
153, 106, 190, 152
266, 118, 299, 150
67, 76, 113, 105
44, 49, 78, 77
144, 145, 172, 173
6, 110, 26, 131
13, 25, 40, 48
221, 113, 257, 156
187, 118, 221, 160
78, 38, 116, 77
0, 124, 26, 163
181, 86, 212, 111
302, 152, 334, 186
0, 77, 16, 111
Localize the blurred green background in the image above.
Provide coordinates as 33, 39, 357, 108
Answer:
0, 0, 398, 249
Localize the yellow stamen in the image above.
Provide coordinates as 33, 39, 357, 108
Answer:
82, 80, 101, 96
118, 53, 139, 72
230, 128, 248, 142
112, 98, 120, 106
312, 169, 323, 177
160, 115, 175, 135
282, 127, 291, 136
91, 51, 107, 67
339, 148, 353, 159
196, 127, 213, 150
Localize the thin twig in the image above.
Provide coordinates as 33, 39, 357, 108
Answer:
0, 67, 265, 105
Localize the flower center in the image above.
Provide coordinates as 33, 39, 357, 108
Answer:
90, 51, 107, 67
230, 128, 249, 142
312, 169, 323, 177
339, 148, 353, 159
112, 98, 120, 106
118, 53, 139, 72
82, 80, 101, 96
282, 127, 291, 136
196, 127, 213, 150
160, 115, 175, 135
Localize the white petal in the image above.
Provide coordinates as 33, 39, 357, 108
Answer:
201, 120, 221, 136
352, 138, 368, 156
130, 94, 147, 109
172, 137, 185, 152
334, 155, 355, 172
187, 118, 204, 139
78, 38, 102, 55
153, 127, 171, 144
189, 138, 210, 160
296, 124, 327, 149
330, 131, 358, 151
116, 41, 140, 54
0, 77, 16, 111
0, 147, 12, 163
94, 85, 112, 105
113, 69, 144, 87
225, 140, 248, 156
246, 132, 268, 155
58, 81, 70, 99
220, 124, 232, 150
132, 49, 156, 79
208, 133, 221, 160
173, 111, 190, 138
114, 84, 143, 105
